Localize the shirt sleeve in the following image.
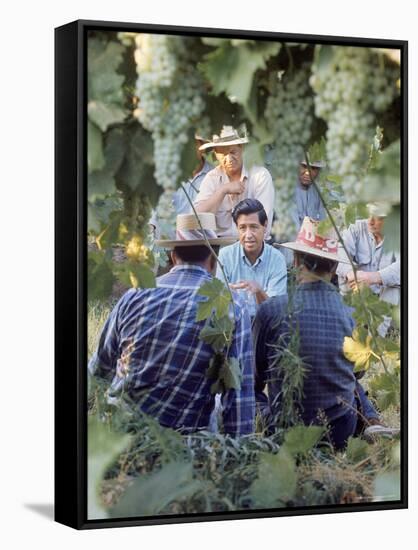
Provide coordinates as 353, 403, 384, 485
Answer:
337, 224, 358, 279
379, 258, 400, 287
221, 300, 255, 436
253, 168, 275, 236
215, 247, 231, 283
88, 290, 133, 381
265, 251, 287, 297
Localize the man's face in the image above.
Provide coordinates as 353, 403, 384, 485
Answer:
299, 163, 320, 187
214, 145, 243, 175
367, 216, 385, 237
236, 212, 266, 257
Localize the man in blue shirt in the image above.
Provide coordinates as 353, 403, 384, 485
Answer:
89, 213, 255, 437
253, 217, 397, 449
216, 199, 287, 318
291, 160, 326, 230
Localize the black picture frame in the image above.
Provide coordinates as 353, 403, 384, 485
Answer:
55, 19, 408, 530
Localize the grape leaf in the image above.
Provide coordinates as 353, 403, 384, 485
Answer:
115, 261, 156, 289
220, 357, 242, 391
88, 252, 115, 301
250, 448, 297, 508
343, 331, 375, 372
283, 425, 324, 456
88, 100, 126, 133
196, 278, 231, 321
200, 316, 233, 351
88, 121, 105, 173
199, 41, 280, 109
345, 436, 370, 464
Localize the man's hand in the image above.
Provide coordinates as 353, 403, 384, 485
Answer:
346, 270, 382, 289
225, 180, 246, 195
230, 280, 268, 304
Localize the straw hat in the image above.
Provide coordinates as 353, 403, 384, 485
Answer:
367, 202, 390, 217
199, 125, 249, 151
155, 213, 237, 249
277, 217, 350, 263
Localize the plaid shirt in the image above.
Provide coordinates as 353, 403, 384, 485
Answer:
89, 265, 255, 436
253, 281, 357, 423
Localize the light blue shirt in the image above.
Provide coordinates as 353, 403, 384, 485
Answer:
172, 160, 213, 214
216, 241, 287, 317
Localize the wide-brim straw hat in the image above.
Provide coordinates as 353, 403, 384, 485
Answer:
199, 125, 249, 151
276, 217, 350, 264
367, 202, 390, 217
155, 212, 237, 249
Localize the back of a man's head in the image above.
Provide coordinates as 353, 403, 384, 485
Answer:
173, 245, 220, 273
295, 251, 337, 276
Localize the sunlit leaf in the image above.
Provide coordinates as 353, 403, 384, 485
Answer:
343, 331, 375, 372
88, 100, 126, 132
88, 121, 105, 173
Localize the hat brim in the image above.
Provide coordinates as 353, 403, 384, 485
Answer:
275, 241, 351, 264
155, 237, 236, 249
300, 161, 325, 169
199, 137, 249, 151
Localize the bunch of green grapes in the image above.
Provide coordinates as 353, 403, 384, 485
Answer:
134, 34, 207, 234
310, 46, 399, 201
264, 65, 314, 240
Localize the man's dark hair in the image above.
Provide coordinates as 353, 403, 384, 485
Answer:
232, 198, 267, 226
295, 251, 337, 274
173, 245, 220, 263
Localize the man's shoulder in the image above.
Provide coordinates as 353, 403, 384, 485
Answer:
247, 165, 272, 179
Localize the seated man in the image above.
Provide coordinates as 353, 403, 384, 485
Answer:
291, 159, 326, 230
337, 202, 400, 305
253, 217, 398, 449
194, 125, 275, 238
89, 213, 255, 437
216, 198, 287, 319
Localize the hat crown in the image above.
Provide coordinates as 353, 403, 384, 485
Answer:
296, 217, 337, 254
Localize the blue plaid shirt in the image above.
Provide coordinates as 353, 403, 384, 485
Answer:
89, 264, 255, 436
253, 281, 357, 423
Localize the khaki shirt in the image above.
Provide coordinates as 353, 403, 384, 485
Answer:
194, 164, 275, 237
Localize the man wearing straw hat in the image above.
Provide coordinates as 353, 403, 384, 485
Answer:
291, 158, 326, 230
253, 217, 398, 449
194, 125, 275, 238
89, 212, 255, 437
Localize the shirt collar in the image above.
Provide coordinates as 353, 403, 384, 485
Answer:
170, 264, 211, 276
240, 242, 265, 267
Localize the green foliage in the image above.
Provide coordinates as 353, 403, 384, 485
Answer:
250, 448, 297, 507
199, 40, 280, 111
283, 425, 324, 457
109, 461, 205, 518
114, 261, 156, 289
207, 355, 242, 394
88, 251, 116, 301
369, 367, 400, 411
88, 416, 131, 520
345, 437, 370, 464
196, 278, 231, 321
200, 316, 234, 351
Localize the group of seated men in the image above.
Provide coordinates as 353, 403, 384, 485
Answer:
89, 126, 400, 449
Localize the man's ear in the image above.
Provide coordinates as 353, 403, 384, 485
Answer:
170, 250, 177, 265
